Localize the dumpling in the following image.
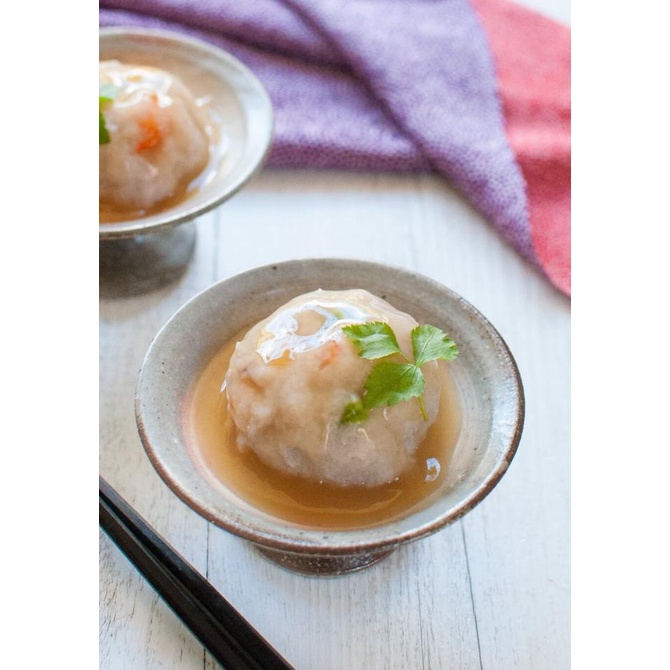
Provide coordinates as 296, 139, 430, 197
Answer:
99, 60, 209, 214
223, 289, 441, 487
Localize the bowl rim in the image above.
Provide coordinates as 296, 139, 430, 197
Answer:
136, 258, 525, 556
99, 26, 274, 240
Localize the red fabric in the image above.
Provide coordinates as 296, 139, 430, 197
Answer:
472, 0, 571, 295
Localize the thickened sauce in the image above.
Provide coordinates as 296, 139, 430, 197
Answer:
185, 334, 461, 530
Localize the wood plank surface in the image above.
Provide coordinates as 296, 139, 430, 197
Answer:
100, 167, 570, 669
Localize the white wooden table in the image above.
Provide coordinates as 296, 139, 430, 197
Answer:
99, 5, 570, 668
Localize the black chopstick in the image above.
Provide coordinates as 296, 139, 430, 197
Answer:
99, 476, 295, 670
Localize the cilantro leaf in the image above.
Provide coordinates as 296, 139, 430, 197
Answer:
99, 83, 120, 145
340, 399, 369, 424
411, 324, 459, 367
341, 322, 402, 360
339, 319, 458, 424
362, 362, 424, 410
99, 110, 110, 145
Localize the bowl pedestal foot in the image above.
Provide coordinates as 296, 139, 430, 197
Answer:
254, 545, 397, 576
100, 223, 196, 298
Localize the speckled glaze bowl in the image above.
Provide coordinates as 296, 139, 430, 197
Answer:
136, 259, 525, 575
99, 28, 273, 296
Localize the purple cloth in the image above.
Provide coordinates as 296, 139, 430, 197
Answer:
100, 0, 534, 266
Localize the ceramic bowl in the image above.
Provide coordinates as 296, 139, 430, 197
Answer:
136, 259, 525, 575
99, 27, 273, 238
99, 28, 273, 295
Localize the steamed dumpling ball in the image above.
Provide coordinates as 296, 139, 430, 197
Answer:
99, 60, 209, 212
224, 289, 441, 487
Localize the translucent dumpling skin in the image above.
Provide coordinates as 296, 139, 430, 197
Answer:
224, 289, 441, 487
99, 60, 210, 214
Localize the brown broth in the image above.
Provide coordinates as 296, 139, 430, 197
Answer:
99, 167, 206, 223
184, 335, 461, 530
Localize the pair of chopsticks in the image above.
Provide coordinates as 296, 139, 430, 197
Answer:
99, 476, 294, 670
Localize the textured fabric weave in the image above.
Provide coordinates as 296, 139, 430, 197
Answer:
100, 0, 571, 295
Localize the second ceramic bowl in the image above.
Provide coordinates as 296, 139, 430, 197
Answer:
99, 28, 274, 296
99, 27, 274, 239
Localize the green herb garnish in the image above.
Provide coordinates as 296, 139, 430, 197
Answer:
99, 83, 120, 145
340, 322, 458, 424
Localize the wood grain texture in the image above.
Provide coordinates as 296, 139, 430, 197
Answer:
100, 168, 569, 669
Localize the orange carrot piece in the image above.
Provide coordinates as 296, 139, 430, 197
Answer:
135, 116, 162, 153
319, 341, 340, 369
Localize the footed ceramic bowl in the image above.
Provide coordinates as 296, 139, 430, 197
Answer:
99, 28, 273, 295
136, 259, 525, 575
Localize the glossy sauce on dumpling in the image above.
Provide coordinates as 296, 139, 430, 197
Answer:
223, 289, 442, 487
